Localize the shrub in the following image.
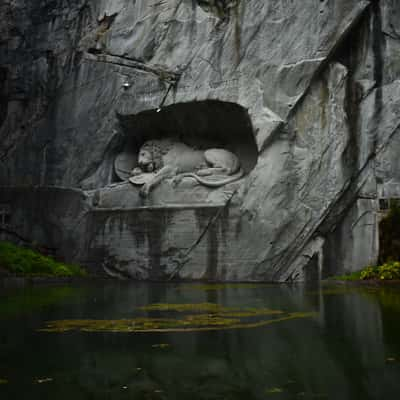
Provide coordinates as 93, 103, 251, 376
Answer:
0, 241, 87, 277
331, 261, 400, 281
360, 266, 379, 280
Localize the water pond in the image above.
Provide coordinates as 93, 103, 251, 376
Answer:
0, 280, 400, 399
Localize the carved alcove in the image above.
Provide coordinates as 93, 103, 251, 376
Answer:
111, 100, 257, 206
116, 100, 257, 177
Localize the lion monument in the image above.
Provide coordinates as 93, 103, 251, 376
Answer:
129, 139, 243, 197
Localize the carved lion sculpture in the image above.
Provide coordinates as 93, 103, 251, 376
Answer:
130, 139, 243, 197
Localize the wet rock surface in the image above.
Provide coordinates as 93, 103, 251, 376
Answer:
1, 1, 400, 280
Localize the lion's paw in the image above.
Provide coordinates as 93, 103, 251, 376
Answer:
139, 183, 150, 197
131, 167, 143, 176
172, 175, 183, 187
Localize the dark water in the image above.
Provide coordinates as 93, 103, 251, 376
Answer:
1, 281, 400, 400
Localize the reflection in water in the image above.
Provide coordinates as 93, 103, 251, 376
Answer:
0, 281, 399, 399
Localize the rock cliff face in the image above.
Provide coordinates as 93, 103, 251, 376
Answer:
1, 0, 400, 281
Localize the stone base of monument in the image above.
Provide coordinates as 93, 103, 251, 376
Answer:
85, 203, 240, 280
82, 178, 243, 279
87, 178, 242, 209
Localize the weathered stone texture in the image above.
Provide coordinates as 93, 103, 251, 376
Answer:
1, 1, 400, 280
0, 186, 91, 262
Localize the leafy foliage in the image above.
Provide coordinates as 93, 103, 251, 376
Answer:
332, 261, 400, 281
332, 203, 400, 281
360, 261, 400, 281
0, 241, 86, 277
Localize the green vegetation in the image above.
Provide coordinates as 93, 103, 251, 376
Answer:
0, 241, 87, 277
331, 204, 400, 282
360, 261, 400, 280
331, 261, 400, 282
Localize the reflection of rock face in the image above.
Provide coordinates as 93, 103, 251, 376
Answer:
3, 283, 396, 399
1, 1, 400, 280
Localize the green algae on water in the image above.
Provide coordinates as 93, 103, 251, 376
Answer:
151, 343, 171, 349
36, 378, 53, 384
139, 302, 285, 317
221, 309, 284, 318
139, 302, 224, 313
266, 387, 284, 394
39, 301, 316, 333
40, 315, 239, 333
39, 313, 315, 333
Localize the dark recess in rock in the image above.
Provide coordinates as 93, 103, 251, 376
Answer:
331, 11, 370, 182
379, 204, 400, 264
196, 0, 239, 21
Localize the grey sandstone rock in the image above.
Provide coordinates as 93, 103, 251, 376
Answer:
1, 0, 400, 280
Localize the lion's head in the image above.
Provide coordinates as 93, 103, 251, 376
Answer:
137, 148, 155, 172
138, 140, 173, 172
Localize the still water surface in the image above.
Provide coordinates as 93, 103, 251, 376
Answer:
0, 281, 400, 399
